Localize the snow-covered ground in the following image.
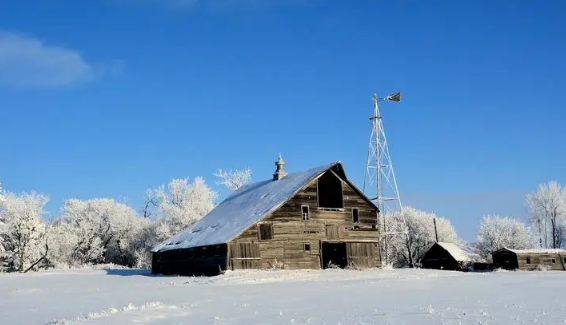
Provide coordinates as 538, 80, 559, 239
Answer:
1, 267, 565, 324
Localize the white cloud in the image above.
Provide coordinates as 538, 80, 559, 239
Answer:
0, 31, 116, 88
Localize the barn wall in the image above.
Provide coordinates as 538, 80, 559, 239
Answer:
231, 171, 381, 270
151, 244, 228, 276
492, 250, 518, 270
517, 253, 566, 271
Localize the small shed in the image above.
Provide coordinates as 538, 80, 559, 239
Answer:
421, 242, 488, 272
492, 248, 566, 271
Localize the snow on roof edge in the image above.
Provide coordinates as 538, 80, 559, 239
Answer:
436, 242, 473, 263
501, 247, 566, 255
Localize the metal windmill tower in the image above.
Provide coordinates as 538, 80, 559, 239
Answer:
362, 92, 410, 266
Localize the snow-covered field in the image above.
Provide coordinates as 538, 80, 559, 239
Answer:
1, 267, 565, 325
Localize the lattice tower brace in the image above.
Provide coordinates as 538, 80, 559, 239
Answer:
362, 93, 412, 266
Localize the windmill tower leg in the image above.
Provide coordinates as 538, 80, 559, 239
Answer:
362, 93, 412, 267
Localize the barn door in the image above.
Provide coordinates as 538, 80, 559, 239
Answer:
229, 242, 261, 270
346, 242, 379, 268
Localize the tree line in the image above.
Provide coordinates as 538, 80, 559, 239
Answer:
0, 168, 251, 272
0, 172, 563, 272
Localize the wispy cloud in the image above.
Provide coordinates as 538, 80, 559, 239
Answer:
0, 31, 120, 89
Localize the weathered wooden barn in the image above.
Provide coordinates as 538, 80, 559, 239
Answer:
420, 242, 488, 272
151, 157, 381, 276
492, 248, 566, 271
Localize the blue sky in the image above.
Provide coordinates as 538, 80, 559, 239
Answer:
0, 0, 564, 241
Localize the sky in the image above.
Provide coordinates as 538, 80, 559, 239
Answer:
0, 0, 564, 242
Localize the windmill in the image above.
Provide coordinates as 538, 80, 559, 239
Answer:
362, 92, 411, 266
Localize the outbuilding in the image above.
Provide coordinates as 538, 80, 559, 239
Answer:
492, 248, 566, 271
420, 242, 488, 272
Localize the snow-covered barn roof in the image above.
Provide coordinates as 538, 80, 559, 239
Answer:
152, 161, 365, 253
499, 248, 566, 255
436, 242, 473, 263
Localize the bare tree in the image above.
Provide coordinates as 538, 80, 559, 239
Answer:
141, 189, 158, 219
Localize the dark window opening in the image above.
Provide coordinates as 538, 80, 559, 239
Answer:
552, 258, 556, 264
258, 224, 273, 240
526, 257, 531, 264
371, 224, 377, 230
304, 243, 311, 251
317, 171, 344, 208
352, 208, 359, 223
302, 205, 310, 221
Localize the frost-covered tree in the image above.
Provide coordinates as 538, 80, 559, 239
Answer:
148, 177, 217, 242
383, 207, 457, 267
214, 168, 252, 191
52, 198, 147, 267
0, 191, 49, 272
526, 181, 566, 248
476, 215, 535, 260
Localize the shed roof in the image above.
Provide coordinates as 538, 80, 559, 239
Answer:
436, 242, 473, 263
499, 248, 566, 255
152, 161, 371, 253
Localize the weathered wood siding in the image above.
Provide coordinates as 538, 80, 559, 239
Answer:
346, 242, 380, 268
228, 242, 261, 270
230, 170, 381, 270
517, 253, 566, 271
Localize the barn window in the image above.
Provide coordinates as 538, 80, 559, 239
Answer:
258, 224, 273, 240
552, 258, 556, 264
372, 224, 377, 230
304, 243, 311, 251
352, 208, 359, 223
302, 205, 310, 221
526, 257, 531, 264
317, 171, 344, 209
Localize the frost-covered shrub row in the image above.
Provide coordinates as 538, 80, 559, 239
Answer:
0, 169, 251, 272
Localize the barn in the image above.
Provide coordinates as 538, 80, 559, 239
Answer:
420, 242, 488, 272
151, 157, 381, 276
492, 248, 566, 271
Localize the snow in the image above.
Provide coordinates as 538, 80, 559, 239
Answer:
152, 162, 338, 252
505, 248, 566, 254
436, 242, 473, 262
2, 267, 566, 324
